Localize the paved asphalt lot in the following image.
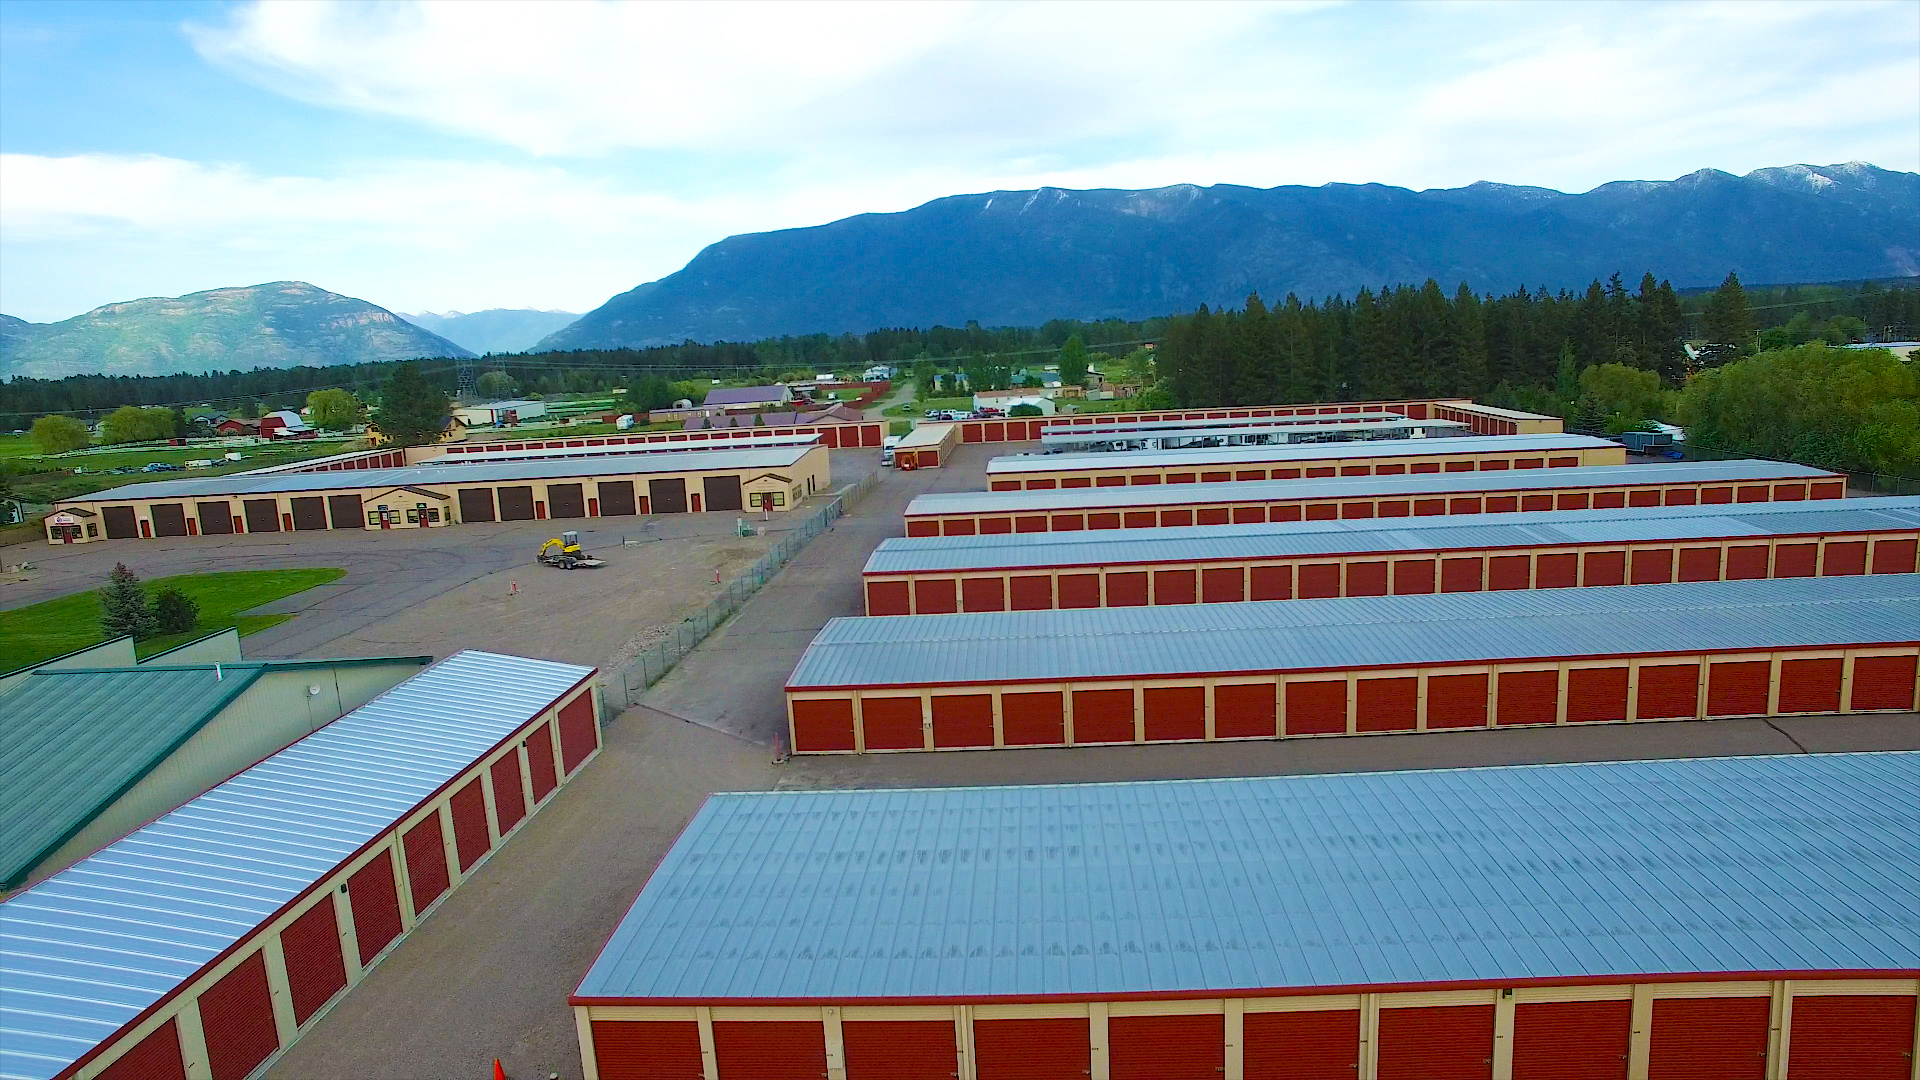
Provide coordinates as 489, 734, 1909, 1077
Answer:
261, 442, 1920, 1080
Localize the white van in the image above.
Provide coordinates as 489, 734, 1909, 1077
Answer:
880, 435, 903, 466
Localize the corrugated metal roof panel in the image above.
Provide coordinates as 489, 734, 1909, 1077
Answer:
788, 576, 1920, 688
906, 461, 1839, 515
866, 496, 1920, 574
573, 752, 1920, 1001
986, 434, 1616, 474
0, 650, 592, 1080
441, 434, 818, 463
1041, 412, 1413, 433
61, 445, 815, 504
0, 667, 269, 888
1038, 418, 1465, 446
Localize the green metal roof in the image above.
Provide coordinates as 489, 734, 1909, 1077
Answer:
0, 665, 267, 888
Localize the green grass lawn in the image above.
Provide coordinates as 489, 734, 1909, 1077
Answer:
0, 568, 346, 672
2, 440, 359, 504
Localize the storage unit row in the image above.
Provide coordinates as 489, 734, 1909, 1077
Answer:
788, 577, 1920, 753
1038, 410, 1415, 436
44, 443, 831, 544
0, 652, 601, 1080
571, 755, 1919, 1080
1037, 417, 1466, 453
440, 418, 887, 453
902, 461, 1842, 536
994, 397, 1562, 443
891, 422, 962, 469
986, 434, 1626, 490
865, 497, 1920, 614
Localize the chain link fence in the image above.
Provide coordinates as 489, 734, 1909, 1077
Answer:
602, 470, 882, 710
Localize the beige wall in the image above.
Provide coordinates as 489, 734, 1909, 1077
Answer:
139, 628, 243, 666
24, 660, 428, 890
0, 636, 136, 696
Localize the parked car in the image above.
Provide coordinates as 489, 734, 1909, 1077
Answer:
141, 461, 180, 472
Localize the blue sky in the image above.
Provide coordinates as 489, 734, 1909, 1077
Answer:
3, 0, 1916, 323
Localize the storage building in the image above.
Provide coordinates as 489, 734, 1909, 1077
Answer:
0, 655, 430, 895
986, 434, 1626, 490
569, 753, 1919, 1080
1037, 417, 1466, 453
453, 399, 548, 427
0, 650, 599, 1080
953, 397, 1563, 444
1038, 410, 1416, 436
902, 460, 1843, 536
786, 575, 1919, 753
44, 443, 829, 544
864, 496, 1920, 614
892, 422, 962, 469
438, 413, 887, 454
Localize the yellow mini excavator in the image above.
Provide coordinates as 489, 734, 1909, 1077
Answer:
537, 530, 605, 569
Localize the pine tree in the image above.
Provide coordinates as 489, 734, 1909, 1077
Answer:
1702, 271, 1755, 363
377, 361, 450, 446
99, 563, 157, 641
153, 587, 199, 635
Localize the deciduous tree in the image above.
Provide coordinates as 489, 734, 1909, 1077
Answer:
30, 414, 91, 454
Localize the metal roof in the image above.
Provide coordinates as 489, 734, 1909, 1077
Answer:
904, 461, 1839, 516
0, 651, 593, 1080
866, 495, 1920, 574
787, 575, 1920, 689
1038, 418, 1466, 448
986, 434, 1618, 474
1041, 412, 1414, 434
59, 444, 816, 504
0, 666, 268, 889
433, 433, 818, 464
573, 752, 1920, 1003
895, 422, 959, 450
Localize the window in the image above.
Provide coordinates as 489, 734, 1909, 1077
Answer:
86, 524, 99, 537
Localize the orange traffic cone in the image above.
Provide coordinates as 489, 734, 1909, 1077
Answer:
492, 1060, 506, 1080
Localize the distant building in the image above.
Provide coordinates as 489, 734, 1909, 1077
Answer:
211, 416, 260, 437
702, 385, 793, 411
454, 399, 547, 427
972, 390, 1056, 415
259, 409, 314, 438
688, 403, 867, 430
368, 415, 469, 445
862, 365, 895, 381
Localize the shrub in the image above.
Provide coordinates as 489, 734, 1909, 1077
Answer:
152, 587, 200, 635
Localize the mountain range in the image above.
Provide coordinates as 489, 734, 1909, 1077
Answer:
397, 308, 579, 355
537, 162, 1919, 351
0, 282, 471, 380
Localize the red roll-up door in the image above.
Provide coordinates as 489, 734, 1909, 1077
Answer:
1821, 540, 1868, 575
1725, 545, 1769, 579
449, 777, 490, 872
932, 694, 994, 748
1567, 667, 1629, 722
1346, 560, 1389, 596
1678, 546, 1722, 581
975, 1017, 1089, 1080
842, 1019, 958, 1080
1108, 1013, 1223, 1080
526, 721, 559, 799
280, 895, 347, 1025
1297, 563, 1341, 598
197, 952, 280, 1080
99, 1019, 188, 1080
1249, 565, 1292, 600
1496, 670, 1559, 725
1648, 997, 1767, 1080
491, 752, 526, 835
1426, 672, 1489, 729
1286, 679, 1348, 735
1002, 690, 1065, 745
1143, 685, 1205, 741
1871, 538, 1918, 573
1787, 994, 1918, 1080
792, 699, 856, 752
914, 578, 958, 614
558, 693, 599, 774
1393, 559, 1436, 594
1536, 552, 1578, 588
1376, 1004, 1494, 1080
1214, 682, 1277, 738
1243, 1009, 1359, 1080
1356, 676, 1417, 732
1707, 660, 1771, 717
1058, 573, 1101, 608
1583, 550, 1626, 586
1201, 567, 1243, 602
348, 849, 403, 965
403, 811, 451, 914
865, 580, 910, 615
1106, 571, 1149, 606
1630, 548, 1674, 584
1440, 557, 1484, 592
1072, 687, 1135, 743
862, 696, 925, 750
1512, 999, 1630, 1080
711, 1019, 828, 1080
591, 1020, 705, 1080
1486, 555, 1529, 591
1774, 543, 1817, 576
1778, 656, 1843, 713
1009, 575, 1053, 610
1636, 663, 1700, 719
962, 576, 1006, 612
1852, 654, 1918, 710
